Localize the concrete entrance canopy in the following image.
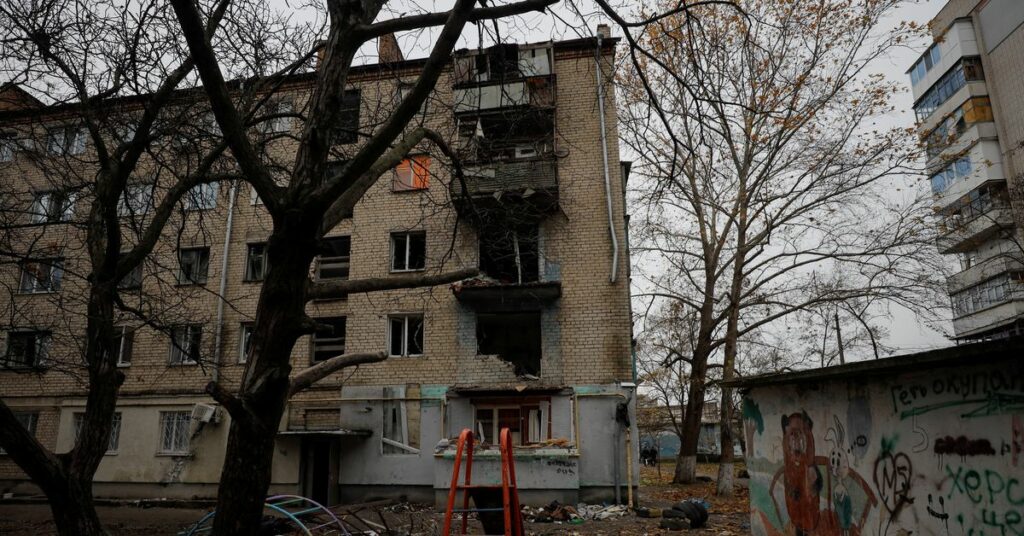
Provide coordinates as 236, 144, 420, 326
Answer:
726, 337, 1024, 536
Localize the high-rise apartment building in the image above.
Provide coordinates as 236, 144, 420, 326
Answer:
910, 0, 1024, 340
0, 31, 637, 506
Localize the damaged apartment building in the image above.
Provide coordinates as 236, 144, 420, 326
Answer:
0, 28, 637, 506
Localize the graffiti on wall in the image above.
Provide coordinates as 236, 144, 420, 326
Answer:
743, 363, 1024, 536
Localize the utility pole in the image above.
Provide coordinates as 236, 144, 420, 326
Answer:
835, 311, 845, 365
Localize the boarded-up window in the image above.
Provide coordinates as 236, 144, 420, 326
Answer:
382, 385, 420, 454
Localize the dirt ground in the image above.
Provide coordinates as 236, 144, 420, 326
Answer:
0, 464, 751, 535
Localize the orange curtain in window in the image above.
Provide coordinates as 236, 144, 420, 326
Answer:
411, 155, 430, 189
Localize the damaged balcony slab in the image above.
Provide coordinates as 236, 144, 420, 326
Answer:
447, 385, 570, 395
452, 280, 560, 311
277, 429, 372, 437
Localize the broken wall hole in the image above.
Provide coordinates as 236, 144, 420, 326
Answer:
476, 312, 541, 376
479, 224, 539, 284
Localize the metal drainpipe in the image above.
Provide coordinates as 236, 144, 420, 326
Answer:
596, 33, 619, 284
211, 180, 239, 384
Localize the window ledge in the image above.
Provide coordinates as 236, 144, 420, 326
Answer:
167, 362, 199, 367
16, 290, 58, 295
155, 452, 193, 458
390, 268, 427, 274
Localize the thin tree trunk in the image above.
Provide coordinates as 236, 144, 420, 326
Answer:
674, 343, 711, 484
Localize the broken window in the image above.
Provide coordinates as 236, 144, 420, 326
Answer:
382, 385, 421, 454
316, 236, 351, 280
245, 243, 267, 281
479, 225, 539, 283
476, 312, 541, 376
73, 412, 122, 453
331, 89, 361, 145
3, 331, 51, 368
393, 155, 431, 191
20, 258, 64, 293
159, 411, 191, 454
0, 412, 38, 454
473, 399, 550, 446
391, 232, 426, 272
178, 247, 210, 285
30, 190, 76, 223
388, 315, 423, 357
312, 317, 346, 363
168, 325, 202, 365
114, 326, 134, 367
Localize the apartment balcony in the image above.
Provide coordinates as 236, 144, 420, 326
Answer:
452, 279, 561, 312
932, 139, 1004, 210
449, 158, 559, 214
280, 402, 370, 437
453, 74, 555, 115
949, 256, 1024, 294
910, 19, 980, 100
953, 299, 1024, 340
927, 121, 999, 176
936, 204, 1014, 254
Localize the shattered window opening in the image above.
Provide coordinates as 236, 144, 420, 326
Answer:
476, 312, 541, 376
316, 236, 351, 280
388, 315, 423, 357
312, 317, 346, 363
473, 398, 549, 446
2, 331, 51, 368
479, 225, 539, 284
382, 385, 421, 455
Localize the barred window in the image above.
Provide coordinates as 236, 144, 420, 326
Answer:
159, 411, 191, 455
73, 412, 122, 453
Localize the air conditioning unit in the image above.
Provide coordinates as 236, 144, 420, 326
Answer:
191, 403, 220, 424
514, 145, 538, 159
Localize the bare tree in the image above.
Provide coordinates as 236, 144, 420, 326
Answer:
622, 0, 949, 493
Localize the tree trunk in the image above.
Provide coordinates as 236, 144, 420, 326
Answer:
46, 479, 106, 536
210, 218, 318, 535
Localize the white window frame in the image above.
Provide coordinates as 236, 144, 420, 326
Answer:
0, 412, 38, 455
73, 412, 122, 454
168, 325, 202, 365
114, 326, 134, 367
387, 314, 424, 357
261, 100, 294, 134
20, 258, 64, 293
46, 125, 86, 155
473, 401, 549, 446
239, 323, 254, 364
158, 411, 192, 455
390, 232, 426, 272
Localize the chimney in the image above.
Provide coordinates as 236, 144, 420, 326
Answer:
596, 24, 611, 39
378, 34, 404, 64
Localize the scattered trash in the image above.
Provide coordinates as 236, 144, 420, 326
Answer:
635, 506, 662, 518
664, 499, 709, 528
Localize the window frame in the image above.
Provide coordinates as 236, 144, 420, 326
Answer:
2, 331, 52, 368
244, 243, 267, 282
73, 411, 122, 454
177, 247, 210, 285
158, 411, 192, 455
117, 183, 154, 217
331, 89, 361, 145
387, 314, 424, 357
392, 155, 431, 192
182, 183, 218, 211
19, 258, 65, 294
390, 231, 426, 272
168, 324, 202, 366
30, 190, 76, 224
46, 124, 86, 156
239, 323, 254, 364
114, 326, 134, 367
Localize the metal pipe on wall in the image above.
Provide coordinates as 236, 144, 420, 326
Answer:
595, 33, 619, 284
211, 180, 239, 384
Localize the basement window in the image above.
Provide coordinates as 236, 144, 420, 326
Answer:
382, 386, 421, 455
476, 312, 541, 376
479, 225, 539, 284
312, 317, 346, 363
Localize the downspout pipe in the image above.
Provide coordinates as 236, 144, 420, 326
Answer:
596, 32, 619, 284
211, 180, 239, 384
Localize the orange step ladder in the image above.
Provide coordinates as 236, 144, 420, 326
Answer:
442, 428, 524, 536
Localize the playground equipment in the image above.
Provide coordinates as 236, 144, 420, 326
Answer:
180, 494, 349, 535
442, 427, 524, 536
